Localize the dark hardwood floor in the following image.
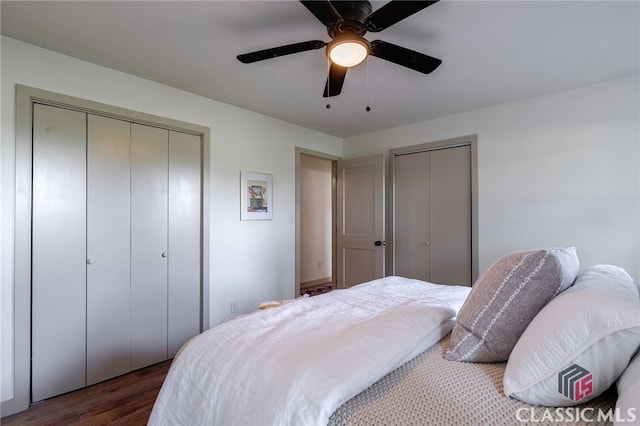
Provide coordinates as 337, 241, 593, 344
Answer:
2, 360, 171, 425
300, 283, 332, 297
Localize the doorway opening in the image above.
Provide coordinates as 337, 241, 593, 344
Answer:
295, 149, 339, 297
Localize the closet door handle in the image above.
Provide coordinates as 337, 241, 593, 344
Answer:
87, 259, 95, 265
161, 252, 168, 258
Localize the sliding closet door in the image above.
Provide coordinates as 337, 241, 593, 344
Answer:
394, 151, 430, 280
429, 146, 471, 285
86, 115, 131, 385
167, 131, 201, 357
393, 145, 472, 285
131, 124, 169, 370
32, 104, 87, 401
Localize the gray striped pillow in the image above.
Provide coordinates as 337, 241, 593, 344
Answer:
445, 247, 579, 363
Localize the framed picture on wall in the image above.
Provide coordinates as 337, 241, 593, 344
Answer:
241, 171, 273, 220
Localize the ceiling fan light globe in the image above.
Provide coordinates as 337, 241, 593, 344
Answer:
328, 40, 369, 67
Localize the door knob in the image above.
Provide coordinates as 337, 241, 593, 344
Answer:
161, 252, 168, 258
87, 259, 95, 265
374, 241, 383, 246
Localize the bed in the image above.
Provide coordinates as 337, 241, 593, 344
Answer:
149, 248, 640, 426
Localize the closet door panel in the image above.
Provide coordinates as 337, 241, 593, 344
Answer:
168, 131, 201, 357
86, 115, 131, 385
429, 146, 472, 285
131, 124, 169, 369
393, 152, 430, 280
32, 104, 87, 401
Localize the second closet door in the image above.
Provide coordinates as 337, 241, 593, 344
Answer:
131, 124, 169, 370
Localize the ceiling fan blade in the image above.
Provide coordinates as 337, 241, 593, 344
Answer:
366, 1, 439, 32
237, 40, 326, 64
323, 63, 348, 97
370, 40, 442, 74
300, 1, 343, 27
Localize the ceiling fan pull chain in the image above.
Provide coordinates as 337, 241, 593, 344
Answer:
326, 56, 332, 109
366, 56, 371, 112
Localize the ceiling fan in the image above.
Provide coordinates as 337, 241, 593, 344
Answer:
237, 0, 442, 98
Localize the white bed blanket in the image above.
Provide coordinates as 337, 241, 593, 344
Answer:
148, 276, 471, 426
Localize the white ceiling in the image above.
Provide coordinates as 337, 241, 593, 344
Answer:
2, 1, 638, 138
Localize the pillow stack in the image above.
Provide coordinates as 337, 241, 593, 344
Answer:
503, 264, 640, 406
445, 247, 579, 363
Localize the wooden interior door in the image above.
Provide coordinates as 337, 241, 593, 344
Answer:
336, 155, 384, 288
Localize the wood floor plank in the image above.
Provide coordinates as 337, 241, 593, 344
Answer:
2, 360, 171, 425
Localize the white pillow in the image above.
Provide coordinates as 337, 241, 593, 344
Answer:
615, 350, 640, 425
504, 264, 640, 406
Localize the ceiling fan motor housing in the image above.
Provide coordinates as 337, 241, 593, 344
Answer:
327, 1, 372, 38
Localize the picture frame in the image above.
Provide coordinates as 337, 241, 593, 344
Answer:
241, 171, 273, 220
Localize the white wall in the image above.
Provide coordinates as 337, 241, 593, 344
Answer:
344, 76, 640, 282
0, 36, 342, 404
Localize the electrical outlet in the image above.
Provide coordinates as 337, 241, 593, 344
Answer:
230, 301, 238, 314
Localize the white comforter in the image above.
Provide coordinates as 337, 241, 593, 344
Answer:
148, 276, 471, 426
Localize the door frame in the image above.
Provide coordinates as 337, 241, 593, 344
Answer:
6, 85, 210, 415
387, 135, 479, 282
294, 148, 340, 297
